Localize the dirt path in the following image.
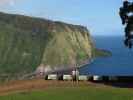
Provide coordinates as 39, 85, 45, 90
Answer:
0, 79, 104, 96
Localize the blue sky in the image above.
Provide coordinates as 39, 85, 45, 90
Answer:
0, 0, 125, 36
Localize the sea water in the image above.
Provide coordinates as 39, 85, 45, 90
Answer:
79, 36, 133, 76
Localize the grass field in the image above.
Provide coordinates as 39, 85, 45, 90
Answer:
0, 80, 133, 100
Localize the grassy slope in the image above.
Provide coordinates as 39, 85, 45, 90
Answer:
0, 86, 133, 100
0, 12, 94, 79
0, 22, 48, 79
0, 12, 111, 80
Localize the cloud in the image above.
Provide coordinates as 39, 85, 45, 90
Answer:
0, 0, 17, 6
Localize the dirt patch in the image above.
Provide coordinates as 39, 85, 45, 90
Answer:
0, 79, 109, 96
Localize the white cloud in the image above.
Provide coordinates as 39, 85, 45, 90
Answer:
0, 0, 16, 6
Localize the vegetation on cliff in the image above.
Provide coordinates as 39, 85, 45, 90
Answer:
92, 48, 112, 58
0, 12, 110, 79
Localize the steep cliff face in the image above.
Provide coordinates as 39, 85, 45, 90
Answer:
0, 12, 95, 77
42, 22, 93, 68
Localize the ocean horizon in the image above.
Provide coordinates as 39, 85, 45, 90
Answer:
79, 36, 133, 76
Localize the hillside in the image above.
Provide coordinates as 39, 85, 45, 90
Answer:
0, 12, 109, 80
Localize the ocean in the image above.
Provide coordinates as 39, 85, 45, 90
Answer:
79, 36, 133, 76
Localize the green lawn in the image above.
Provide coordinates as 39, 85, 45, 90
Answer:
0, 86, 133, 100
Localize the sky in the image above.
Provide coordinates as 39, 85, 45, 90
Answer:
0, 0, 126, 36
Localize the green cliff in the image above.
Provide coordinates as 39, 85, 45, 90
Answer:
0, 12, 109, 79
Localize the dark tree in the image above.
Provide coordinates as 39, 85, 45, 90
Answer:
119, 0, 133, 49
